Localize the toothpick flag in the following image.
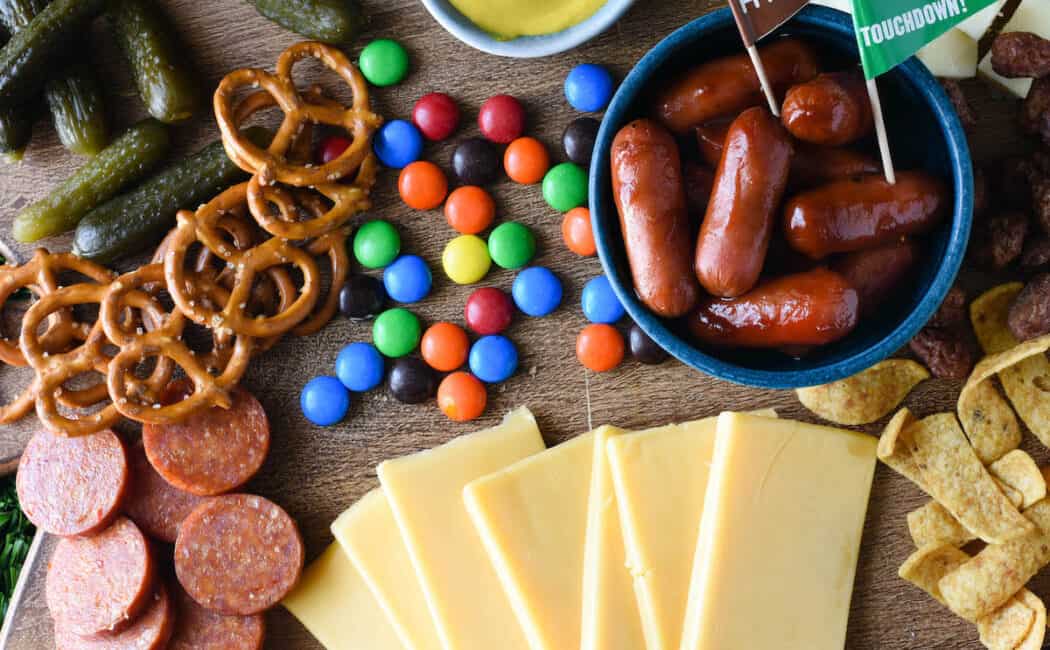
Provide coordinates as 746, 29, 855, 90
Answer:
728, 0, 811, 116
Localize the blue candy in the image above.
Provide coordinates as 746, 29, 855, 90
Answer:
301, 376, 350, 426
581, 275, 625, 324
374, 119, 423, 168
469, 335, 519, 384
564, 64, 614, 113
336, 342, 385, 392
383, 254, 432, 303
512, 266, 562, 317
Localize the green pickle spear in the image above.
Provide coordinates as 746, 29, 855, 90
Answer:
107, 0, 200, 123
13, 119, 171, 243
0, 103, 31, 163
248, 0, 364, 44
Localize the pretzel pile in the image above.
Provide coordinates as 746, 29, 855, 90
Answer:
0, 41, 381, 436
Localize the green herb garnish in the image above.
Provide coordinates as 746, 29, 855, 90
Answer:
0, 478, 34, 621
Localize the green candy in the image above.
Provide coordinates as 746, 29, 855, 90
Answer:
353, 220, 400, 268
542, 162, 588, 213
359, 39, 409, 87
487, 222, 536, 270
373, 308, 421, 358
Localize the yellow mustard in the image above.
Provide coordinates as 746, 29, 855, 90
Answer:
449, 0, 607, 39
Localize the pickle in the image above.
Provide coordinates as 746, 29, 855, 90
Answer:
73, 128, 271, 264
0, 0, 105, 105
248, 0, 363, 44
13, 119, 171, 243
0, 106, 30, 162
106, 0, 200, 123
45, 62, 109, 156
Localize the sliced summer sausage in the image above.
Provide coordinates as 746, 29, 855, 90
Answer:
175, 494, 304, 616
124, 441, 208, 543
143, 380, 270, 496
46, 517, 156, 636
169, 582, 265, 650
17, 428, 129, 537
54, 582, 175, 650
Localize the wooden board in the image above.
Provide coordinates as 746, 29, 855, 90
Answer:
0, 0, 1040, 648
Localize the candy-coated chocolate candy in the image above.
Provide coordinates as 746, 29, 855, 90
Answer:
353, 220, 400, 269
512, 266, 562, 317
629, 322, 668, 365
504, 137, 550, 184
336, 342, 385, 392
317, 135, 352, 165
399, 161, 448, 210
301, 376, 350, 426
388, 357, 437, 404
374, 119, 423, 169
565, 64, 614, 112
383, 255, 432, 303
469, 335, 518, 384
373, 308, 422, 358
478, 94, 526, 144
542, 162, 588, 212
359, 39, 410, 87
438, 372, 487, 421
451, 138, 501, 186
444, 186, 496, 234
465, 287, 513, 335
421, 322, 470, 372
581, 275, 625, 324
488, 222, 535, 270
561, 207, 596, 257
443, 235, 491, 285
577, 324, 624, 372
413, 92, 460, 141
339, 274, 387, 320
563, 117, 600, 167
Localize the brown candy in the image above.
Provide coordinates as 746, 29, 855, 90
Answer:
1008, 273, 1050, 341
1022, 234, 1050, 270
909, 325, 978, 380
1022, 77, 1050, 147
970, 211, 1030, 270
941, 79, 977, 132
991, 32, 1050, 79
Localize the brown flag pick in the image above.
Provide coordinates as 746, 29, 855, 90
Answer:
728, 0, 811, 115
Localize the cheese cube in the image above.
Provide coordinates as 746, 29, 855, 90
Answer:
377, 407, 544, 650
957, 0, 1005, 41
916, 29, 978, 79
281, 544, 403, 650
332, 489, 442, 650
464, 432, 596, 650
581, 426, 646, 650
978, 0, 1050, 97
680, 412, 877, 650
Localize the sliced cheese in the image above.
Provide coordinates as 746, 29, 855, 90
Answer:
464, 432, 595, 650
377, 407, 544, 650
916, 29, 978, 79
581, 426, 646, 650
680, 412, 877, 650
957, 0, 1005, 41
978, 0, 1050, 97
332, 489, 442, 650
282, 544, 404, 650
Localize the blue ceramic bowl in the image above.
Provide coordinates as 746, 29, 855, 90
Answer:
420, 0, 635, 58
590, 5, 973, 389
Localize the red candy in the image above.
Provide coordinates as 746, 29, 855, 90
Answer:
465, 287, 514, 335
317, 135, 352, 164
413, 93, 460, 141
478, 95, 526, 144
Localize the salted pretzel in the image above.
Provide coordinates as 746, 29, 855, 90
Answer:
214, 41, 382, 188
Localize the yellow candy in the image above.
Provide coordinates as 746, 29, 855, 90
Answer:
443, 235, 492, 285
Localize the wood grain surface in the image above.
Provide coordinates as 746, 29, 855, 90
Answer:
0, 0, 1041, 648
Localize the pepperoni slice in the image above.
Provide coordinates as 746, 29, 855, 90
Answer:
169, 582, 265, 650
17, 428, 129, 537
53, 582, 175, 650
175, 494, 303, 615
123, 441, 208, 543
143, 381, 270, 496
46, 517, 156, 636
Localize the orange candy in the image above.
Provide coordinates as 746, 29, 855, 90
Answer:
503, 137, 550, 185
399, 161, 448, 210
576, 323, 624, 372
562, 207, 596, 257
421, 322, 470, 371
444, 186, 496, 234
437, 372, 487, 421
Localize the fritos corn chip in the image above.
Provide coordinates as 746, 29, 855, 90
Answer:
797, 359, 929, 425
977, 591, 1040, 650
899, 542, 970, 605
908, 501, 972, 548
1014, 591, 1047, 650
957, 374, 1021, 464
877, 408, 922, 485
990, 451, 1047, 509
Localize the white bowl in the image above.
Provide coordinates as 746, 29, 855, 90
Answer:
420, 0, 636, 58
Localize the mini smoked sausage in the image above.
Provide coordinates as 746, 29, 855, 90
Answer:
784, 171, 950, 259
831, 239, 919, 316
653, 38, 820, 133
611, 118, 700, 318
688, 268, 859, 347
782, 70, 874, 145
695, 107, 793, 297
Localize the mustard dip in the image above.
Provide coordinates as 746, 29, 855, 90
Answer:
448, 0, 607, 39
